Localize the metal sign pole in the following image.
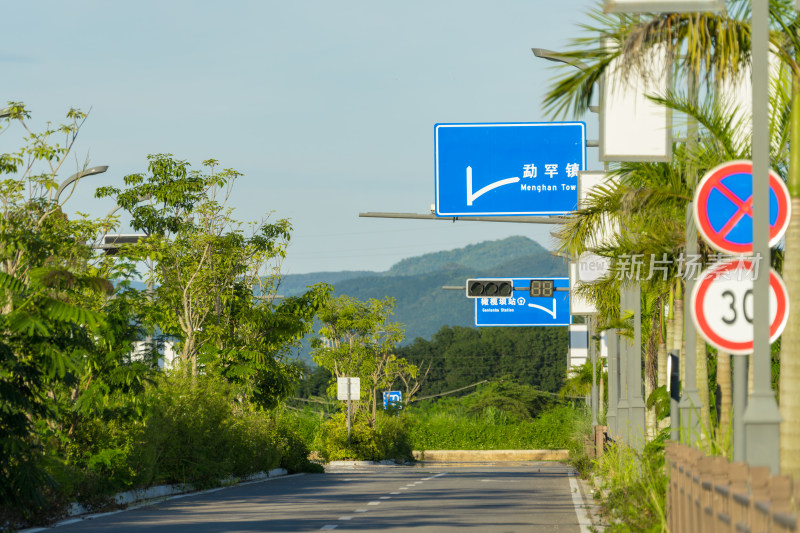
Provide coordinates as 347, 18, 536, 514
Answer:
679, 204, 703, 444
733, 353, 748, 462
743, 0, 781, 473
617, 292, 630, 443
606, 331, 619, 436
628, 283, 646, 449
590, 316, 598, 426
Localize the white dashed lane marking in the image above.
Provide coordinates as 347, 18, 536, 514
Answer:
323, 472, 447, 530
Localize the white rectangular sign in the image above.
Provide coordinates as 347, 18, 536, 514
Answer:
337, 377, 360, 401
568, 324, 589, 369
600, 44, 671, 162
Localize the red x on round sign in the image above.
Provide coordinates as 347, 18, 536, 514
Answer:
693, 160, 791, 254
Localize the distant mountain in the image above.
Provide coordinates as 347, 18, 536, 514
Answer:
386, 235, 551, 277
282, 236, 567, 360
278, 270, 376, 296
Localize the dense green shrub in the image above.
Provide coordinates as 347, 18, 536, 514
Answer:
269, 409, 324, 473
134, 376, 249, 488
593, 432, 669, 532
407, 383, 585, 450
316, 411, 413, 462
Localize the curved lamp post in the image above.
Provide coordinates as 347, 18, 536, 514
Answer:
55, 165, 108, 204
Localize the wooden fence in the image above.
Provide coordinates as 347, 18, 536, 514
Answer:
665, 442, 798, 532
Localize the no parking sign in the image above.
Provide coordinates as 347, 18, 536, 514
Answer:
693, 160, 790, 254
691, 160, 792, 352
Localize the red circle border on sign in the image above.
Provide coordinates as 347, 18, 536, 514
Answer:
694, 160, 790, 255
692, 261, 789, 354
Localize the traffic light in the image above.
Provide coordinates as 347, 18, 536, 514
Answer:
529, 279, 554, 297
465, 279, 513, 298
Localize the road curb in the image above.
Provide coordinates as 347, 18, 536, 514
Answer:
19, 468, 292, 532
413, 449, 570, 462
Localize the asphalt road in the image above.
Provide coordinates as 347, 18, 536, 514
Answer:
42, 462, 592, 532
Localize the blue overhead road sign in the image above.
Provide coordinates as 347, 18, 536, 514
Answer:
475, 277, 571, 327
434, 122, 586, 216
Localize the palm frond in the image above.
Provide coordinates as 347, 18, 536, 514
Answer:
39, 297, 103, 328
0, 271, 27, 293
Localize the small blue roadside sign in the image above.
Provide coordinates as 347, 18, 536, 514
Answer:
434, 122, 586, 216
383, 391, 402, 409
474, 277, 571, 327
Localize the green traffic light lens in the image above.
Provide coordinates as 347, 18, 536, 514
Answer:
468, 281, 484, 296
498, 282, 512, 297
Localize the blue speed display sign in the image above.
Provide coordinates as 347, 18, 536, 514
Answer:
474, 278, 571, 327
434, 122, 586, 216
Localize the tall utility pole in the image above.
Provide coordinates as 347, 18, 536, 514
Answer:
627, 283, 645, 449
606, 330, 619, 437
679, 204, 702, 443
743, 0, 781, 473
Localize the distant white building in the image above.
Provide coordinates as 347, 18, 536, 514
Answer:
567, 325, 608, 374
568, 324, 589, 370
130, 339, 179, 370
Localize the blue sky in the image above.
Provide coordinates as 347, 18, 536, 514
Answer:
3, 0, 599, 274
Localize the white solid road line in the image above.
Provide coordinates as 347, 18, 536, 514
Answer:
568, 471, 592, 533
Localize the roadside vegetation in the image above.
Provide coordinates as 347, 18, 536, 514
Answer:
0, 103, 585, 531
0, 105, 327, 529
537, 1, 800, 529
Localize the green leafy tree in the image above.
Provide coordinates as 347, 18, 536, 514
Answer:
96, 155, 330, 405
311, 295, 417, 426
0, 103, 122, 516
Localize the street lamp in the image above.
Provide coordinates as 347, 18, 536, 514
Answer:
106, 193, 151, 219
55, 165, 108, 204
533, 47, 607, 443
531, 48, 599, 120
532, 48, 589, 71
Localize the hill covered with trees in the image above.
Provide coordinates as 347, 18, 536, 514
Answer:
296, 324, 568, 400
283, 236, 567, 347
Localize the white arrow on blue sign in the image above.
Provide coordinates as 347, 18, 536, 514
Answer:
383, 391, 402, 409
474, 277, 571, 327
434, 122, 586, 216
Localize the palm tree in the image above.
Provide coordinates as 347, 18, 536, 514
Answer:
544, 1, 800, 452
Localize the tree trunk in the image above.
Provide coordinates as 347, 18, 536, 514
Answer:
780, 74, 800, 481
657, 340, 668, 432
717, 350, 732, 449
674, 291, 684, 384
696, 333, 711, 439
645, 366, 656, 441
599, 365, 605, 423
372, 387, 377, 427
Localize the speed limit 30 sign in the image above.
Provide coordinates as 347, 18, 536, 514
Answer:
691, 260, 789, 354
